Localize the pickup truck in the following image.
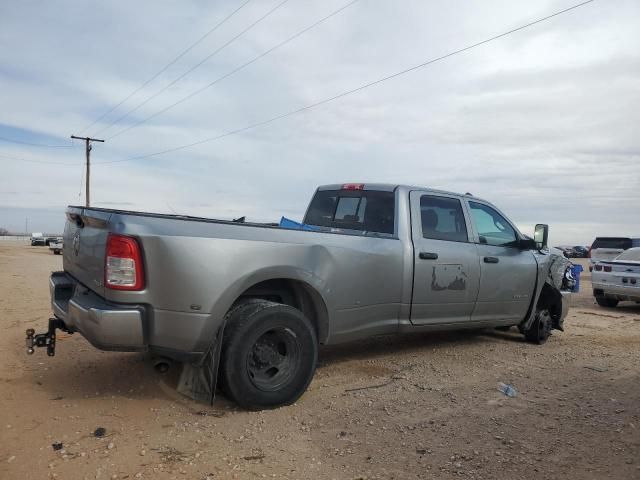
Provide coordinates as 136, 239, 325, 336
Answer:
48, 238, 63, 255
28, 183, 573, 409
30, 232, 46, 246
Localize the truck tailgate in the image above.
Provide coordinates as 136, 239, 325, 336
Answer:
63, 207, 111, 298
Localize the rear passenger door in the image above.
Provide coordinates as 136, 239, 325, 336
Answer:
465, 200, 537, 323
409, 192, 481, 325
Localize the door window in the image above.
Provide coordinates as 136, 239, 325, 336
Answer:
420, 195, 468, 242
469, 201, 517, 246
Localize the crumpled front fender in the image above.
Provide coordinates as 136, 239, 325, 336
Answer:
521, 248, 572, 332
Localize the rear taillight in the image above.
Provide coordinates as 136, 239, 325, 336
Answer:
603, 265, 612, 272
105, 234, 145, 290
594, 265, 602, 271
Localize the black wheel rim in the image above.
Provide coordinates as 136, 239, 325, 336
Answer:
246, 327, 300, 392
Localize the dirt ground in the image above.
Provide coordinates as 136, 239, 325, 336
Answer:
0, 241, 638, 480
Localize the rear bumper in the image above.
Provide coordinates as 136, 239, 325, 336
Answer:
592, 282, 640, 302
50, 271, 146, 351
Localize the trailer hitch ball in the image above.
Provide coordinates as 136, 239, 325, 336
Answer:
25, 319, 70, 357
26, 329, 36, 355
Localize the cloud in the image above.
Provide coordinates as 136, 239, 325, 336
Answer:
0, 0, 638, 245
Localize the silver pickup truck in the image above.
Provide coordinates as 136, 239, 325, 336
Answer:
28, 183, 573, 409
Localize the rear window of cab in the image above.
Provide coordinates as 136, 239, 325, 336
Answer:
304, 190, 395, 235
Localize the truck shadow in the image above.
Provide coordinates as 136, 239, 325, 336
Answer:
31, 328, 528, 405
25, 348, 177, 402
318, 327, 524, 368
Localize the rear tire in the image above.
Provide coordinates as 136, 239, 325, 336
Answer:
525, 309, 552, 344
595, 296, 618, 308
221, 300, 317, 410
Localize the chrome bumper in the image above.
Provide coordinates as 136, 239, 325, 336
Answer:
49, 272, 146, 351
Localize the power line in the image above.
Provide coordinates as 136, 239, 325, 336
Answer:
97, 0, 594, 165
0, 153, 79, 166
96, 0, 292, 137
0, 135, 74, 148
108, 0, 360, 141
77, 0, 253, 135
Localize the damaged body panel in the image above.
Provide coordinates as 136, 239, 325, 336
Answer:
34, 184, 572, 409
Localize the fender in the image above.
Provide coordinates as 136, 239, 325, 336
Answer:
520, 249, 570, 331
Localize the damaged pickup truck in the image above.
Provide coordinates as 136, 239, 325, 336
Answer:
29, 184, 574, 409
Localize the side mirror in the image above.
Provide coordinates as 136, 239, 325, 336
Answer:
534, 224, 549, 250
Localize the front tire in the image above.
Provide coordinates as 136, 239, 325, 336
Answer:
525, 309, 552, 344
221, 300, 318, 410
595, 296, 618, 308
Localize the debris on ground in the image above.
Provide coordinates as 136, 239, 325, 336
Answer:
497, 382, 517, 397
51, 442, 63, 451
584, 365, 608, 372
93, 427, 106, 438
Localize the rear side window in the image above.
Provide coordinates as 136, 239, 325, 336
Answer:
469, 201, 517, 247
304, 190, 395, 235
420, 195, 468, 242
591, 237, 632, 250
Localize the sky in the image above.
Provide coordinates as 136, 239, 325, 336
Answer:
0, 0, 638, 245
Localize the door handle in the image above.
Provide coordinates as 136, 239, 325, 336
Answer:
419, 252, 438, 260
484, 256, 499, 264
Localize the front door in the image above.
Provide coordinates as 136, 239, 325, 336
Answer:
410, 192, 481, 325
465, 200, 537, 322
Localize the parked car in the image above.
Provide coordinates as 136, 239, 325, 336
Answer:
45, 236, 60, 246
30, 232, 45, 246
570, 246, 589, 258
48, 238, 63, 255
592, 247, 640, 307
556, 246, 573, 258
588, 236, 640, 270
29, 184, 573, 409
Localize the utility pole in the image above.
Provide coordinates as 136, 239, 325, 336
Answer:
70, 136, 104, 207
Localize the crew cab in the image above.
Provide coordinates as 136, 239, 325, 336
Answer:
30, 184, 573, 409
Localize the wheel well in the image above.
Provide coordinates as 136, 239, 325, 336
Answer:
233, 279, 329, 344
537, 282, 562, 320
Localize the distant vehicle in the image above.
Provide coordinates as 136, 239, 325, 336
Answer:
592, 247, 640, 307
45, 236, 59, 246
49, 238, 63, 255
28, 183, 574, 409
30, 232, 45, 246
570, 246, 589, 258
588, 237, 640, 270
557, 246, 573, 258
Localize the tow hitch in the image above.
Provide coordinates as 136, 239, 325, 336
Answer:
26, 318, 71, 356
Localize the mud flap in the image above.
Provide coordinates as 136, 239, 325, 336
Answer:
176, 323, 225, 405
